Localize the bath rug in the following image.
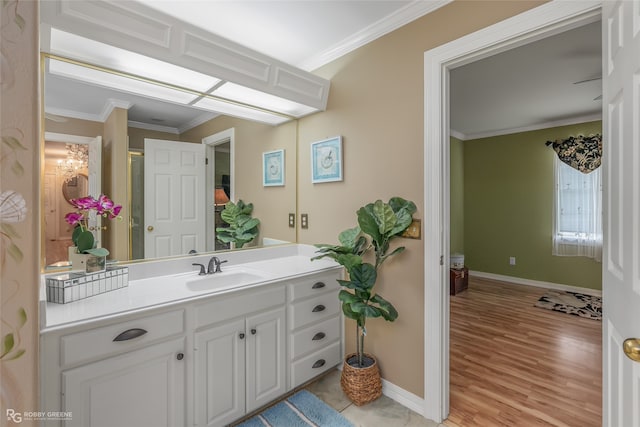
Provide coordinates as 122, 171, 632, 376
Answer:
235, 390, 353, 427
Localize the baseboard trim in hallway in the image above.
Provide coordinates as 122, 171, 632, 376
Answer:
470, 270, 602, 297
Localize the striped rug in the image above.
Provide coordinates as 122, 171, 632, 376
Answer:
236, 390, 353, 427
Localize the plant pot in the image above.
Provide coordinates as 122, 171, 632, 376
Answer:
68, 246, 106, 273
340, 353, 382, 406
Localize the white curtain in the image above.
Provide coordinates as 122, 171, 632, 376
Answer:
552, 156, 602, 262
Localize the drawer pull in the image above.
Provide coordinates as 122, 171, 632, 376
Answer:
312, 332, 326, 341
312, 282, 326, 289
312, 304, 326, 312
312, 359, 326, 369
113, 328, 148, 342
239, 333, 245, 339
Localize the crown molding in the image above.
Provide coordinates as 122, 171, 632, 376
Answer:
298, 0, 453, 71
451, 113, 602, 141
177, 112, 220, 134
99, 98, 132, 122
45, 106, 102, 123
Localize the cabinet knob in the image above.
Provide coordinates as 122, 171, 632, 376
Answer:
312, 304, 326, 312
312, 282, 325, 289
251, 328, 257, 335
312, 359, 326, 369
239, 332, 245, 339
176, 352, 184, 361
312, 332, 326, 341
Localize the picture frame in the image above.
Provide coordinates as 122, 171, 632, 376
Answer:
263, 149, 285, 186
311, 136, 343, 183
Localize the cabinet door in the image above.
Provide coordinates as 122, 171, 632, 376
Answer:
194, 318, 246, 427
245, 307, 286, 413
62, 338, 185, 427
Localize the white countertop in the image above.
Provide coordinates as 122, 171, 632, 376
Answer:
40, 245, 340, 332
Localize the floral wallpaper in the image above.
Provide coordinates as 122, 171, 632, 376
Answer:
1, 1, 39, 425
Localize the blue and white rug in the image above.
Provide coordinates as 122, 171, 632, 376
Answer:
236, 390, 353, 427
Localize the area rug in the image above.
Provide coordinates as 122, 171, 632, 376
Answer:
534, 290, 602, 320
236, 390, 353, 427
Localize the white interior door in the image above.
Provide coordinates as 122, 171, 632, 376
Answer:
602, 2, 640, 426
144, 138, 206, 258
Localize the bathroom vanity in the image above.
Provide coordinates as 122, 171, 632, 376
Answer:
39, 245, 343, 427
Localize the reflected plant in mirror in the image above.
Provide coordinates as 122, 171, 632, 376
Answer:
216, 200, 260, 249
65, 195, 122, 256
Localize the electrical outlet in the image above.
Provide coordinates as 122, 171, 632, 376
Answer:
301, 213, 308, 229
509, 256, 516, 266
288, 213, 295, 228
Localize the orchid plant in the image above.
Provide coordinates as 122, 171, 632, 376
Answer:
64, 195, 122, 256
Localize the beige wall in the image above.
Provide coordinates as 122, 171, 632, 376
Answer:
0, 1, 39, 425
45, 116, 103, 138
297, 0, 545, 397
128, 126, 179, 151
181, 117, 298, 245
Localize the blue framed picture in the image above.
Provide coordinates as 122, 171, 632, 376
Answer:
263, 149, 285, 186
311, 136, 342, 183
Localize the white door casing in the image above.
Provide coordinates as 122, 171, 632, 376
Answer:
144, 138, 206, 258
423, 1, 603, 423
601, 1, 640, 425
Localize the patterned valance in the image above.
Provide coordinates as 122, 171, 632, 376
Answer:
546, 134, 602, 174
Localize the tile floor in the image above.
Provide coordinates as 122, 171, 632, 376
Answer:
304, 369, 444, 427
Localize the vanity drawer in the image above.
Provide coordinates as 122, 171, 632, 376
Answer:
195, 285, 285, 329
290, 316, 340, 360
289, 291, 339, 330
288, 272, 340, 302
290, 341, 341, 389
60, 309, 184, 367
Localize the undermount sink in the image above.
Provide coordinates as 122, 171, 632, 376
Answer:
185, 269, 266, 292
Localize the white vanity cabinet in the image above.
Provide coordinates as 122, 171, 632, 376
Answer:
193, 286, 286, 427
288, 271, 343, 389
40, 309, 187, 427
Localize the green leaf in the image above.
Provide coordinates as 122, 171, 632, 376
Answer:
357, 204, 381, 243
335, 253, 362, 271
76, 230, 95, 253
341, 301, 360, 321
349, 263, 377, 291
390, 209, 413, 236
8, 243, 23, 263
338, 226, 361, 247
338, 289, 358, 303
1, 333, 14, 358
389, 197, 417, 216
371, 294, 398, 321
17, 308, 27, 328
2, 136, 27, 150
361, 305, 383, 318
371, 200, 396, 235
86, 247, 109, 257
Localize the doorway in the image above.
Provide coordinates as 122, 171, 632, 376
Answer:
422, 2, 602, 423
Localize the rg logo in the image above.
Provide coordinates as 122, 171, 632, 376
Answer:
6, 409, 22, 423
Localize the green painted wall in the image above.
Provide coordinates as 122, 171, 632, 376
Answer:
463, 121, 602, 290
450, 136, 465, 255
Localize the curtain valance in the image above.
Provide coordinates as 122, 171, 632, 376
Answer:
545, 134, 602, 174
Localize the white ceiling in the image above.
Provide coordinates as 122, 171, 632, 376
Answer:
44, 2, 602, 137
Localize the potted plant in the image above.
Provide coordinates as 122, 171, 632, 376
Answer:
313, 196, 417, 406
64, 194, 122, 272
216, 199, 260, 249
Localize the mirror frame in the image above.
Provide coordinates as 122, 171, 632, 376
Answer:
61, 173, 88, 204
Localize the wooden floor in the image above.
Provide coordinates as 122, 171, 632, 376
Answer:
445, 277, 602, 427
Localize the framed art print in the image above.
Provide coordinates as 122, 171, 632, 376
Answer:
311, 136, 342, 183
263, 149, 285, 186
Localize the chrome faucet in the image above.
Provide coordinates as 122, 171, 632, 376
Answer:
207, 256, 228, 274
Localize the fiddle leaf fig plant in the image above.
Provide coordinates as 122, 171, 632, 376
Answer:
313, 197, 417, 367
216, 199, 260, 248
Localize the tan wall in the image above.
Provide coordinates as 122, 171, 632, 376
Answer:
181, 117, 298, 245
0, 1, 39, 424
297, 0, 545, 397
103, 108, 129, 260
128, 126, 180, 151
45, 116, 103, 138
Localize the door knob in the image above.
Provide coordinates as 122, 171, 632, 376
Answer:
623, 338, 640, 362
147, 225, 154, 231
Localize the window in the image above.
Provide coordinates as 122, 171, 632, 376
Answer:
552, 156, 602, 261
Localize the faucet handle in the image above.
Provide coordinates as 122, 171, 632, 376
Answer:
192, 263, 206, 275
215, 259, 228, 273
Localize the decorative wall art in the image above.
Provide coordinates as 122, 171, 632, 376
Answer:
263, 149, 285, 186
311, 136, 343, 183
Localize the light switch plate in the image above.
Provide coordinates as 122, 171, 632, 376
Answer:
401, 219, 421, 239
301, 213, 309, 229
288, 213, 295, 228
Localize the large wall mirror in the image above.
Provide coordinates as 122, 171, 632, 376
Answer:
42, 54, 298, 269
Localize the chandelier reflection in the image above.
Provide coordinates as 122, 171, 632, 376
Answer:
57, 143, 88, 182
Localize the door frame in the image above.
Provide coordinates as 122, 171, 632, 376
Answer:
203, 128, 235, 252
422, 1, 602, 422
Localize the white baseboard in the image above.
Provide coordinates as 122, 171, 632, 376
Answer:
381, 378, 425, 416
469, 270, 602, 297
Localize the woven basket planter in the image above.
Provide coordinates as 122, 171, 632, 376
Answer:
340, 353, 382, 406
